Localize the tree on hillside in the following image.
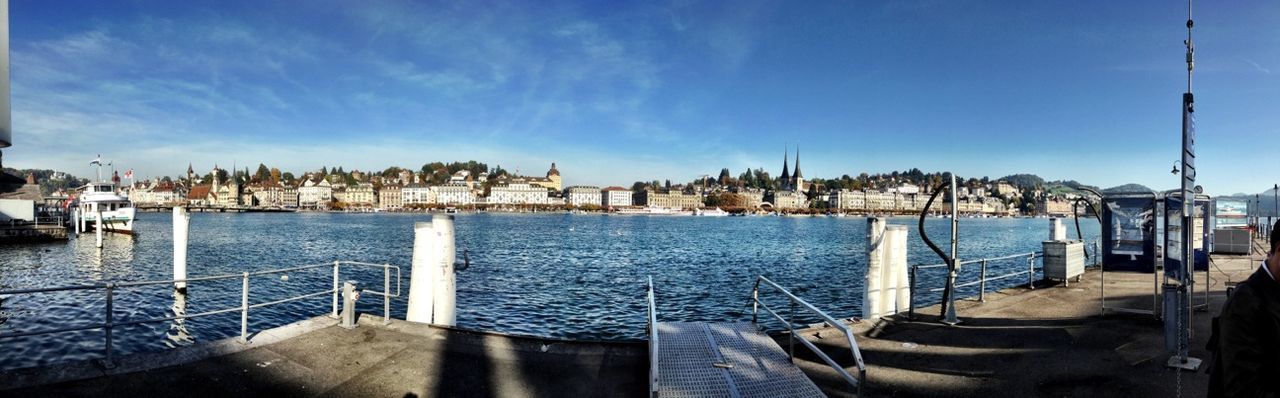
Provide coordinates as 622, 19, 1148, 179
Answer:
269, 168, 281, 183
718, 168, 731, 185
254, 164, 270, 183
282, 172, 296, 183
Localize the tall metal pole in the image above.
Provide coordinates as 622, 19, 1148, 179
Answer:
942, 173, 960, 325
1166, 0, 1201, 371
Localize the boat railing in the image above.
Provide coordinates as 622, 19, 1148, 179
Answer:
0, 260, 401, 368
907, 240, 1100, 319
750, 275, 866, 396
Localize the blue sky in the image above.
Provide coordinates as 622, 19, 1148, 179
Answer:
4, 1, 1279, 195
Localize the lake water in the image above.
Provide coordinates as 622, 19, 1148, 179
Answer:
0, 212, 1100, 370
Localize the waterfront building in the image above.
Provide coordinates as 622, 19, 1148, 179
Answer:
332, 186, 348, 204
215, 181, 241, 206
131, 181, 184, 205
248, 183, 285, 207
635, 189, 703, 209
525, 163, 563, 192
346, 183, 376, 207
767, 189, 808, 210
563, 186, 602, 208
283, 185, 299, 208
434, 183, 475, 205
186, 185, 212, 206
601, 186, 632, 208
488, 180, 552, 205
1037, 197, 1074, 217
401, 184, 436, 207
379, 185, 403, 209
828, 189, 865, 211
298, 179, 333, 209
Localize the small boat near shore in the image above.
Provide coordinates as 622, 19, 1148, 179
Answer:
694, 207, 729, 217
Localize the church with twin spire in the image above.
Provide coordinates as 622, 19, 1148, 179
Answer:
767, 146, 810, 209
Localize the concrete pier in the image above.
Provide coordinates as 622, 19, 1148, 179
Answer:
0, 316, 645, 398
0, 246, 1260, 397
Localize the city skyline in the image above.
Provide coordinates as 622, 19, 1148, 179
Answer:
3, 1, 1279, 195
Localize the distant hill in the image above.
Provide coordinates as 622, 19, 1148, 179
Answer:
1219, 188, 1280, 217
1102, 183, 1155, 194
998, 174, 1045, 188
2, 168, 88, 196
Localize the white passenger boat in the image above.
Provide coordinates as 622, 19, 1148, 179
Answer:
74, 181, 135, 234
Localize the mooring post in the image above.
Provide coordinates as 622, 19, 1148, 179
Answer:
408, 220, 440, 323
979, 259, 988, 302
331, 261, 340, 318
240, 272, 249, 343
95, 208, 103, 248
432, 214, 457, 326
173, 207, 189, 293
864, 217, 886, 320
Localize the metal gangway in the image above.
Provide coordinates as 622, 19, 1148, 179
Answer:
647, 276, 867, 397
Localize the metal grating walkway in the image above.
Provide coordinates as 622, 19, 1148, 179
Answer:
654, 321, 824, 398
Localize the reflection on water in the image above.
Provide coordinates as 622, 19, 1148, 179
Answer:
0, 212, 1101, 370
165, 290, 193, 348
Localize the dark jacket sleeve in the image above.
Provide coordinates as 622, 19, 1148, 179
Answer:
1220, 284, 1280, 397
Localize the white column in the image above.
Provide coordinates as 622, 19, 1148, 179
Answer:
406, 221, 439, 323
1050, 218, 1066, 241
432, 215, 457, 326
864, 217, 887, 319
886, 225, 910, 315
95, 204, 103, 248
173, 207, 190, 292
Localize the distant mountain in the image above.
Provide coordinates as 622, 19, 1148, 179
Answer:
1219, 189, 1280, 217
1102, 183, 1154, 194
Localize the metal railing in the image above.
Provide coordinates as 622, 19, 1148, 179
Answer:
750, 276, 866, 396
908, 241, 1100, 319
0, 260, 401, 367
646, 277, 659, 397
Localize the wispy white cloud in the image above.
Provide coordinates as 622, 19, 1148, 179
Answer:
1243, 57, 1271, 75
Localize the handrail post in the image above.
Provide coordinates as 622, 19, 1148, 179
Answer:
788, 299, 796, 362
979, 259, 988, 302
103, 283, 115, 368
909, 264, 917, 320
240, 272, 249, 343
751, 281, 759, 324
331, 261, 340, 318
383, 264, 392, 325
1027, 253, 1036, 290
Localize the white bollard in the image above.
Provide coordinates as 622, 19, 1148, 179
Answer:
432, 214, 457, 326
864, 218, 887, 320
407, 221, 439, 323
1050, 218, 1066, 241
95, 208, 103, 248
173, 207, 190, 292
887, 225, 910, 315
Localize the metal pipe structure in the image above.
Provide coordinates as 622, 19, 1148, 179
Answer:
916, 174, 954, 322
1165, 0, 1201, 371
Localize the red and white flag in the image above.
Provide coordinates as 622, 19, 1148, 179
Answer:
124, 169, 134, 179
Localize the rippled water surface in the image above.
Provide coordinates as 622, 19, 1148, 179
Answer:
0, 212, 1098, 369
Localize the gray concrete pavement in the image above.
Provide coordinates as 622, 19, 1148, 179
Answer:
2, 245, 1262, 397
1, 315, 647, 398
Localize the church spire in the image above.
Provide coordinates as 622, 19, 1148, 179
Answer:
793, 146, 802, 180
779, 145, 790, 190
